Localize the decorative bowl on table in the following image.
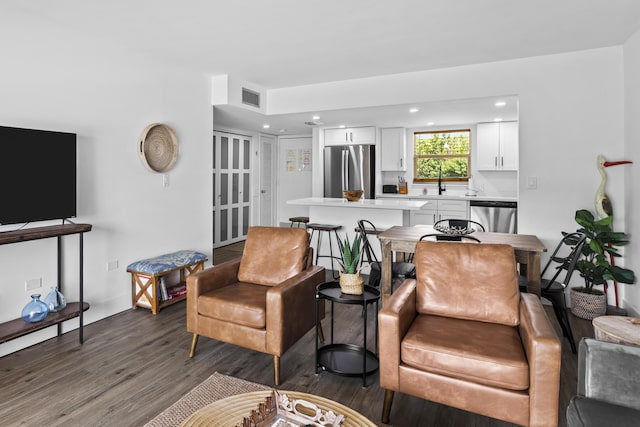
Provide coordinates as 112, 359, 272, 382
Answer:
343, 189, 364, 202
434, 223, 474, 235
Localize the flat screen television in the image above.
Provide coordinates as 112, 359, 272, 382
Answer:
0, 125, 77, 225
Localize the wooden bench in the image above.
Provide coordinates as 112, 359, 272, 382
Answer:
127, 250, 208, 314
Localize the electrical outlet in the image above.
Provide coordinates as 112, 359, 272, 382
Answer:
25, 278, 42, 291
106, 260, 119, 271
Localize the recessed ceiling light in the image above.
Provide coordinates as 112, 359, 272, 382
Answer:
494, 118, 503, 122
427, 122, 435, 126
312, 115, 320, 120
279, 129, 286, 133
263, 124, 270, 129
339, 125, 346, 129
495, 101, 507, 107
409, 108, 419, 113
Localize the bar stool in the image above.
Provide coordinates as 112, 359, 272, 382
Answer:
289, 216, 309, 228
307, 223, 342, 279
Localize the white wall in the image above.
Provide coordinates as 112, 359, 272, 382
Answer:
269, 47, 637, 311
276, 136, 313, 225
0, 11, 212, 355
624, 29, 640, 316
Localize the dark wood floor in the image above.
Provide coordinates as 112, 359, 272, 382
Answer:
0, 242, 594, 427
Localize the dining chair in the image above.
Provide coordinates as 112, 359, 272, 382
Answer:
357, 219, 416, 289
518, 232, 587, 353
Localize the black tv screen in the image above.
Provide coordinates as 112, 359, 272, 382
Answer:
0, 125, 77, 225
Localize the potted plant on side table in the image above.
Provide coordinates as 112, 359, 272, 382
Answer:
566, 209, 636, 320
337, 233, 364, 295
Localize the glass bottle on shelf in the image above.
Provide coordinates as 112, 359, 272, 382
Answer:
44, 286, 66, 312
21, 294, 50, 323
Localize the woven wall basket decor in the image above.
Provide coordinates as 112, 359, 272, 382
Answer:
138, 123, 179, 173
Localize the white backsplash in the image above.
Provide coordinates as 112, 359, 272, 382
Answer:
381, 170, 517, 198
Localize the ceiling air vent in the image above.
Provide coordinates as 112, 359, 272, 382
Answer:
242, 87, 260, 108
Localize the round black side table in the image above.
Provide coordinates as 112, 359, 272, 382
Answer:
315, 281, 380, 387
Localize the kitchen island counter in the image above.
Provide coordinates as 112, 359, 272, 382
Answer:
288, 197, 428, 210
287, 197, 427, 270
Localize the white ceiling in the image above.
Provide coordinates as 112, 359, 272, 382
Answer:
214, 95, 519, 135
6, 0, 640, 134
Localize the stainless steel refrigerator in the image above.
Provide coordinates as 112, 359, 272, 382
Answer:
324, 145, 375, 199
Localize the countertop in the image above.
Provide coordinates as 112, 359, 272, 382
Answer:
287, 197, 429, 210
375, 193, 517, 202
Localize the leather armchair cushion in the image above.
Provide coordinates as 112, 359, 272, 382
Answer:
414, 241, 520, 326
198, 282, 269, 329
401, 314, 529, 390
238, 226, 310, 286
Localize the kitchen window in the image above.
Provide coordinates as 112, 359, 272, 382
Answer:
413, 129, 470, 182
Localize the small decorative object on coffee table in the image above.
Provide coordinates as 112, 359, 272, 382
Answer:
315, 281, 380, 387
238, 391, 345, 426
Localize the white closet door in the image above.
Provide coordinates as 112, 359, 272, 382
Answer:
213, 131, 251, 248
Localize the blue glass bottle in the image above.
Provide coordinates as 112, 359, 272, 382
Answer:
21, 294, 49, 323
44, 286, 66, 312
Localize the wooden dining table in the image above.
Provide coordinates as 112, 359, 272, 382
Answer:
377, 225, 547, 297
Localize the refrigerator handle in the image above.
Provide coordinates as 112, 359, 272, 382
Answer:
358, 146, 365, 195
341, 149, 348, 191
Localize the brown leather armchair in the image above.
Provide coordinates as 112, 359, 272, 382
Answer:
187, 226, 325, 385
379, 241, 561, 427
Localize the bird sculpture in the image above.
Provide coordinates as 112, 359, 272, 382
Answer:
595, 155, 632, 219
594, 155, 632, 310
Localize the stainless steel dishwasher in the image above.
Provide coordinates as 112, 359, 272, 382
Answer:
469, 200, 518, 233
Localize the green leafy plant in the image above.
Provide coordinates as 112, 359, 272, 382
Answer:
337, 234, 362, 274
565, 209, 636, 295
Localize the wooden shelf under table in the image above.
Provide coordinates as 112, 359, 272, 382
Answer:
0, 302, 90, 344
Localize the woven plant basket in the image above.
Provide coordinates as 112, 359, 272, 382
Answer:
339, 273, 364, 295
570, 288, 607, 320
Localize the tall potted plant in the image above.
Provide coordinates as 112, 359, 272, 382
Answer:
566, 209, 636, 319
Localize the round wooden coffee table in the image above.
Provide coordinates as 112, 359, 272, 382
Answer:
593, 315, 640, 345
180, 390, 376, 427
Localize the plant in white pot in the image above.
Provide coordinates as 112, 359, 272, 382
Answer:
565, 209, 636, 319
337, 233, 364, 295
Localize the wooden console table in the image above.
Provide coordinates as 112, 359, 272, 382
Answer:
0, 223, 91, 344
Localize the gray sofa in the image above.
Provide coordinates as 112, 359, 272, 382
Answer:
567, 338, 640, 426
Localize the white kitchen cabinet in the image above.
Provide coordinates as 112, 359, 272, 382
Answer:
411, 199, 469, 225
380, 127, 407, 171
324, 126, 376, 146
476, 121, 518, 171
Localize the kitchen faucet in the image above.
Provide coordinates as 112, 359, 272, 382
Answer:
438, 165, 446, 195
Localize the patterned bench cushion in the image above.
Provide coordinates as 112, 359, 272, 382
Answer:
127, 250, 207, 275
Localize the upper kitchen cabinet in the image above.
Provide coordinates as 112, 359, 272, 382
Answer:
324, 126, 376, 146
380, 127, 407, 171
476, 121, 519, 171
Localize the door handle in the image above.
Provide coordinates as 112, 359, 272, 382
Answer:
260, 190, 266, 194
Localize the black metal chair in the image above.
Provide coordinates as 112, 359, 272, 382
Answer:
434, 218, 486, 233
518, 232, 587, 354
357, 219, 416, 289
